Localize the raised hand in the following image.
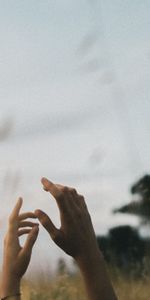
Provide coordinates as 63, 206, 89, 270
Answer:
1, 198, 39, 299
35, 177, 98, 259
35, 177, 117, 300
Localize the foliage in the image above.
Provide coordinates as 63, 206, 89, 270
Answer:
97, 175, 150, 275
97, 225, 150, 275
114, 174, 150, 223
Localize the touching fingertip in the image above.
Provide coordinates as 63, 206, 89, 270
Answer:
34, 209, 43, 217
34, 209, 40, 216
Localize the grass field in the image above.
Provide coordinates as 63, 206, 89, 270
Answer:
20, 268, 150, 300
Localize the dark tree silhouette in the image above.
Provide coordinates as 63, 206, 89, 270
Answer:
113, 174, 150, 223
97, 175, 150, 276
97, 225, 150, 275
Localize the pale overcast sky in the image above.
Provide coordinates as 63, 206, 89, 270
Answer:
0, 0, 150, 271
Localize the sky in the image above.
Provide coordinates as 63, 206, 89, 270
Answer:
0, 0, 150, 273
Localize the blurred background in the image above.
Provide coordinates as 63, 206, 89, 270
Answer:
0, 0, 150, 276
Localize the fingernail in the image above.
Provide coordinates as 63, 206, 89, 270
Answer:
41, 178, 51, 192
41, 177, 52, 185
41, 177, 48, 184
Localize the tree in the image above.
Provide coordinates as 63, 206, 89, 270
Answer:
97, 225, 147, 274
96, 175, 150, 276
113, 174, 150, 224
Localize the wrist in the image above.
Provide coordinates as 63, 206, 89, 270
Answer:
1, 277, 21, 299
1, 293, 21, 300
75, 243, 103, 266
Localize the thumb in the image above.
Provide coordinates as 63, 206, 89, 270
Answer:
34, 209, 60, 242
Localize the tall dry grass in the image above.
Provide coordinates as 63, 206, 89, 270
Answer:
22, 273, 86, 300
20, 268, 150, 300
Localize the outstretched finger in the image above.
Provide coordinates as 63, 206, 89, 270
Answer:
19, 212, 37, 221
41, 177, 62, 197
9, 197, 23, 222
8, 198, 23, 233
23, 226, 39, 254
41, 177, 66, 210
18, 228, 32, 236
19, 221, 39, 228
34, 209, 61, 242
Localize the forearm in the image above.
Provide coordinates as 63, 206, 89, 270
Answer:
75, 246, 118, 300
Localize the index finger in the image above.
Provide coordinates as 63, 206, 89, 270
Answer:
41, 177, 65, 209
9, 197, 23, 222
8, 197, 23, 232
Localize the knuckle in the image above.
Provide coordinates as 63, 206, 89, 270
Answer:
57, 190, 64, 200
86, 211, 92, 222
71, 188, 77, 194
79, 195, 84, 201
61, 186, 68, 193
56, 187, 70, 202
79, 195, 86, 206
